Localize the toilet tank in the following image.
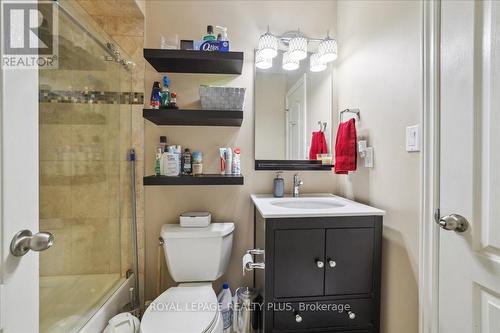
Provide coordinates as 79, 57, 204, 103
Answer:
160, 223, 234, 282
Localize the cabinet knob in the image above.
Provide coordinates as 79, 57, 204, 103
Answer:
328, 259, 336, 268
348, 311, 356, 320
316, 260, 324, 268
295, 314, 303, 323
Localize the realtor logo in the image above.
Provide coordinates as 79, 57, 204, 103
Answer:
1, 1, 58, 69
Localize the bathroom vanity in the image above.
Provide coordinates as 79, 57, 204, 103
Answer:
251, 194, 384, 333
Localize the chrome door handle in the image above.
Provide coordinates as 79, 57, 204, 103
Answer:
10, 230, 54, 257
434, 213, 469, 233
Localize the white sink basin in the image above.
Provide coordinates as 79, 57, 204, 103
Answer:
270, 198, 345, 210
251, 193, 386, 218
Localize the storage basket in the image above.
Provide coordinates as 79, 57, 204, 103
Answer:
199, 86, 246, 111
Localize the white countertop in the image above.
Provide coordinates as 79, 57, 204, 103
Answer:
251, 193, 386, 218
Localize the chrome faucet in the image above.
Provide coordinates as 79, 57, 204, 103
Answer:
293, 174, 303, 197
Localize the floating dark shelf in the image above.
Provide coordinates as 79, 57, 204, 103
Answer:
144, 174, 244, 186
144, 49, 244, 74
143, 109, 243, 127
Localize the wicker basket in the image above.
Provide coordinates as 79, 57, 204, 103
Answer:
199, 86, 246, 111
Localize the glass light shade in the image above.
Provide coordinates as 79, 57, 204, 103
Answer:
282, 51, 299, 71
309, 53, 326, 72
318, 37, 338, 63
288, 36, 308, 61
255, 50, 273, 69
258, 32, 278, 59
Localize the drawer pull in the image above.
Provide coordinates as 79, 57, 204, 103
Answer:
295, 314, 303, 323
316, 260, 324, 268
348, 311, 356, 320
328, 259, 336, 268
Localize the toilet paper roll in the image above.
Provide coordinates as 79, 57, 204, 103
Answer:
242, 253, 253, 276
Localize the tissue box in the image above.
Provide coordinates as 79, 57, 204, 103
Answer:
193, 40, 230, 52
180, 212, 211, 227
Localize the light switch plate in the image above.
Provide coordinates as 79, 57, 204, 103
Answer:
364, 147, 374, 167
406, 125, 420, 152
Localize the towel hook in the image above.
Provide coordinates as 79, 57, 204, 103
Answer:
318, 121, 327, 132
339, 108, 360, 122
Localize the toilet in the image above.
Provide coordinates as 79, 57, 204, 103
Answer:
140, 223, 235, 333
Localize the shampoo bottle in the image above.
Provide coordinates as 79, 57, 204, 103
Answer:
224, 148, 232, 175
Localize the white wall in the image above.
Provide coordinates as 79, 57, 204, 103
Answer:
336, 1, 422, 332
144, 0, 337, 303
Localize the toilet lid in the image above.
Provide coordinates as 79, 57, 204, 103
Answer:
141, 285, 219, 333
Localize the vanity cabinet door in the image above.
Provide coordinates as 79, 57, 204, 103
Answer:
274, 229, 325, 298
325, 228, 375, 295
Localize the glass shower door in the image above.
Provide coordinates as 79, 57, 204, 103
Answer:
38, 5, 132, 333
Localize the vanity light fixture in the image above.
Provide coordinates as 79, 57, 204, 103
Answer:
257, 27, 279, 59
288, 34, 308, 61
256, 27, 337, 72
310, 52, 327, 72
282, 51, 299, 71
255, 50, 273, 69
318, 33, 338, 63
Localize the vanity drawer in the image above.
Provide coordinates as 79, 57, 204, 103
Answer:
273, 299, 374, 331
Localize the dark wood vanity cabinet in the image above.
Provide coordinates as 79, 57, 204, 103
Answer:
254, 209, 382, 333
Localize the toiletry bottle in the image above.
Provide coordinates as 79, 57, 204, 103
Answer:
232, 147, 241, 175
216, 26, 228, 41
224, 148, 233, 175
160, 146, 168, 176
182, 148, 192, 175
192, 151, 203, 175
155, 147, 163, 176
203, 25, 216, 41
219, 148, 226, 175
170, 92, 178, 109
273, 172, 285, 197
159, 136, 167, 151
150, 81, 161, 109
160, 76, 171, 109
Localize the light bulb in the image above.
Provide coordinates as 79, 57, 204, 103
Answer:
282, 51, 299, 71
258, 32, 278, 59
310, 53, 326, 72
318, 37, 338, 63
288, 36, 308, 61
255, 50, 273, 69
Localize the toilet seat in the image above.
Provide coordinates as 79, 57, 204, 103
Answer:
140, 284, 220, 333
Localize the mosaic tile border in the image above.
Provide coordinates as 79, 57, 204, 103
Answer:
40, 89, 144, 105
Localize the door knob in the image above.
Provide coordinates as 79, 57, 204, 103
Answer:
295, 314, 303, 323
328, 259, 336, 268
348, 311, 356, 320
10, 230, 54, 257
316, 260, 324, 268
434, 213, 469, 232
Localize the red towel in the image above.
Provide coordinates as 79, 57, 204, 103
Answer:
334, 118, 357, 174
309, 131, 328, 160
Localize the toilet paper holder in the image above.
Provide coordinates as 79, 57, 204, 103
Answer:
243, 249, 265, 272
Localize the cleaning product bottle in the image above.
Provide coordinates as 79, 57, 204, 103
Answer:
150, 81, 161, 109
218, 283, 232, 333
160, 76, 171, 109
203, 25, 216, 41
232, 147, 241, 175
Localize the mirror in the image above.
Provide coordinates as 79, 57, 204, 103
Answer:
254, 51, 333, 169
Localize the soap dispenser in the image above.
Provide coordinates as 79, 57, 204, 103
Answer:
273, 172, 284, 198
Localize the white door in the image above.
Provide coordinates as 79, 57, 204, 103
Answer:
1, 67, 40, 331
439, 1, 500, 332
285, 74, 306, 159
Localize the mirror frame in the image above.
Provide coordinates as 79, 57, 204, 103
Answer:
253, 50, 334, 171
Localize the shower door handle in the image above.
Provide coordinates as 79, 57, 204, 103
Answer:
10, 230, 54, 257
